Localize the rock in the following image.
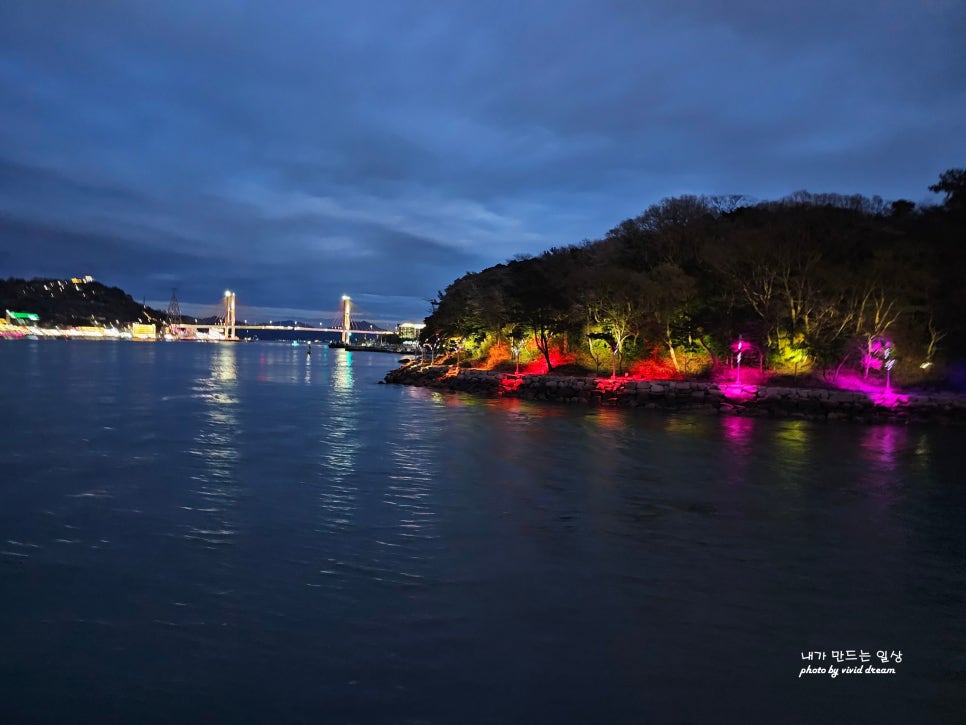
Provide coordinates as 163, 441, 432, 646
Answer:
381, 366, 965, 425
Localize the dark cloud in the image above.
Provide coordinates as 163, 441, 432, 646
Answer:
1, 1, 963, 323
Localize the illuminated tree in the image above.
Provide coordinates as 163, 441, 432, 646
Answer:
578, 265, 648, 376
415, 169, 965, 383
642, 263, 697, 372
504, 251, 578, 373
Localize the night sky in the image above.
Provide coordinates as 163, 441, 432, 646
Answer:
1, 1, 963, 324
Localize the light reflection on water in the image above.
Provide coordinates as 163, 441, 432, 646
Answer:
721, 413, 755, 448
321, 349, 359, 482
860, 423, 909, 471
774, 419, 810, 452
317, 350, 361, 545
0, 342, 964, 723
720, 415, 755, 486
185, 344, 239, 548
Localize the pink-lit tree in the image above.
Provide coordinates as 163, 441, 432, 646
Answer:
850, 285, 902, 379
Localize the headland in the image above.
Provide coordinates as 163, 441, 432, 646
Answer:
384, 363, 966, 425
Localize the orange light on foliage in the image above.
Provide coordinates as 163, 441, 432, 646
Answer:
480, 340, 511, 370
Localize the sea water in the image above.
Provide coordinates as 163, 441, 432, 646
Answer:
1, 340, 964, 723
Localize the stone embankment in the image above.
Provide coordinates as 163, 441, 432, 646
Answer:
383, 364, 966, 425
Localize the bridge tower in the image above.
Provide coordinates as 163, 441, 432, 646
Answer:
165, 288, 183, 338
166, 288, 182, 326
341, 295, 351, 344
224, 290, 236, 340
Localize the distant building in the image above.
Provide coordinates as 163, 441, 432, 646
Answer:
396, 322, 425, 340
70, 276, 95, 284
5, 310, 40, 325
131, 323, 157, 341
2, 311, 38, 338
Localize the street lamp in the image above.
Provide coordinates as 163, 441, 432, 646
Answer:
736, 335, 744, 384
883, 341, 895, 393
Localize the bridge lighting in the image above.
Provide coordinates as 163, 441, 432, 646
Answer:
340, 295, 352, 344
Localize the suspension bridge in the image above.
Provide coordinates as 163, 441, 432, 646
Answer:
165, 291, 390, 342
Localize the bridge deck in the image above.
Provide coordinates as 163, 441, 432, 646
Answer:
175, 325, 384, 334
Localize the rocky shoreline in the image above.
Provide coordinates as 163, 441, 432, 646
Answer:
383, 364, 966, 425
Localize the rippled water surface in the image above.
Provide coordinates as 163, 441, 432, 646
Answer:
2, 341, 964, 723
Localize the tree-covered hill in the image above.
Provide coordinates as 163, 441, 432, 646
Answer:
0, 278, 166, 327
422, 170, 966, 387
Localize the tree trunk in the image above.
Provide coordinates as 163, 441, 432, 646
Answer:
666, 324, 681, 372
697, 337, 718, 371
535, 330, 553, 372
833, 351, 850, 383
587, 337, 603, 375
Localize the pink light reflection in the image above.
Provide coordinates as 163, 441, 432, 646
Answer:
860, 425, 908, 470
722, 414, 754, 446
858, 425, 908, 504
